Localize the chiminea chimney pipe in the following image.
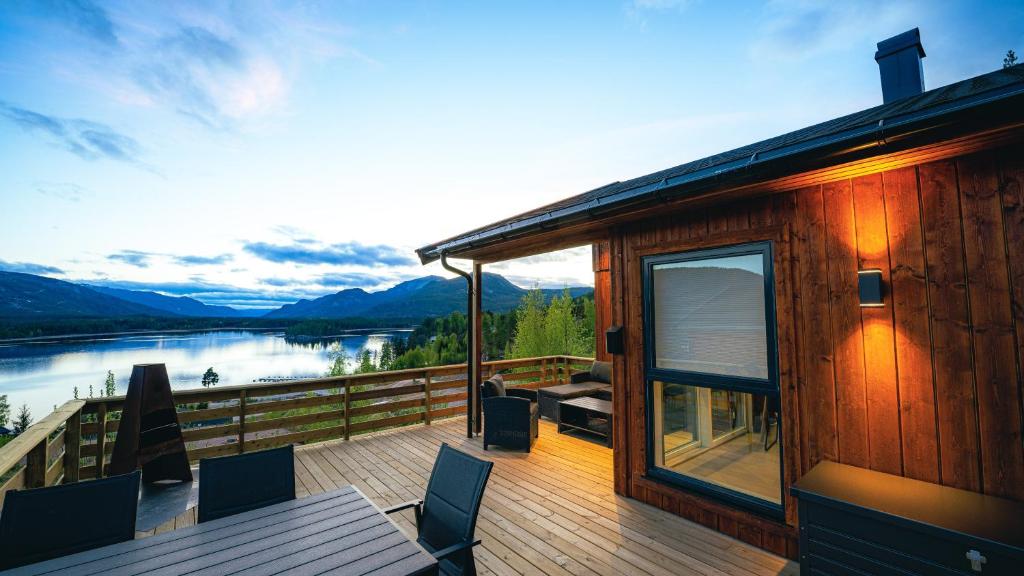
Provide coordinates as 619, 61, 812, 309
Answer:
875, 28, 926, 104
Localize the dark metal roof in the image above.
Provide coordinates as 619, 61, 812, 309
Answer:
417, 65, 1024, 264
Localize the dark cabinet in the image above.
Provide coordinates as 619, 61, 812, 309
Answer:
791, 462, 1024, 575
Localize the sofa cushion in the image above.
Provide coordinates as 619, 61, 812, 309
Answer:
590, 361, 612, 384
482, 374, 506, 398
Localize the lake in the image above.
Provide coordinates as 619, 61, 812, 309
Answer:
0, 329, 410, 421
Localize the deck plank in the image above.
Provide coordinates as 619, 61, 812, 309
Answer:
142, 417, 797, 576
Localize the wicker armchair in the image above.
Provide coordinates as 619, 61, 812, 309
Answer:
481, 374, 539, 452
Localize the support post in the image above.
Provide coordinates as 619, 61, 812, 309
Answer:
95, 402, 107, 478
344, 379, 352, 441
238, 390, 247, 454
472, 262, 483, 436
64, 408, 81, 483
423, 374, 432, 425
26, 438, 46, 489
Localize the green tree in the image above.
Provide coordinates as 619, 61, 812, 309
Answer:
73, 386, 79, 400
202, 367, 220, 388
0, 394, 10, 428
326, 344, 350, 377
1005, 49, 1018, 69
355, 349, 376, 374
104, 370, 116, 397
510, 288, 596, 358
510, 288, 548, 358
13, 404, 32, 434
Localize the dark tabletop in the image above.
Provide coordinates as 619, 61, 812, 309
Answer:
2, 486, 437, 576
791, 461, 1024, 549
559, 396, 612, 414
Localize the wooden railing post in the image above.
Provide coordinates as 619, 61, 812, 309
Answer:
541, 358, 547, 386
423, 374, 432, 425
238, 390, 247, 454
25, 438, 46, 489
63, 408, 81, 483
95, 402, 107, 478
343, 379, 351, 441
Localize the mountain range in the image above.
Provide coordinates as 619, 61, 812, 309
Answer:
0, 271, 591, 321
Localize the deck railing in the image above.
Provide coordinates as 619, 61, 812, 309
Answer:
0, 355, 593, 502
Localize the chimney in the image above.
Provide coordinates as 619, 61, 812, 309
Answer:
875, 28, 926, 104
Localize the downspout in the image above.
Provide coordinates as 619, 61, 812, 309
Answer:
441, 252, 475, 439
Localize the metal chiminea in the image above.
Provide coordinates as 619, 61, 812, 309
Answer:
875, 28, 926, 104
108, 363, 193, 483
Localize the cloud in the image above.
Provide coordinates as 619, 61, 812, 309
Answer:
83, 278, 329, 309
35, 181, 89, 202
503, 275, 593, 290
244, 241, 416, 267
45, 0, 119, 46
0, 103, 142, 163
317, 272, 393, 288
751, 0, 916, 61
489, 246, 591, 270
0, 259, 65, 275
106, 250, 152, 267
132, 25, 286, 129
173, 253, 233, 266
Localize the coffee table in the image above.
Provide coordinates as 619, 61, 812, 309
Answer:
538, 382, 611, 421
557, 396, 613, 448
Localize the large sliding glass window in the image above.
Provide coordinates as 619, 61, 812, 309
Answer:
644, 242, 782, 516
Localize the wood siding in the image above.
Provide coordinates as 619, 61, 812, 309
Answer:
608, 144, 1024, 559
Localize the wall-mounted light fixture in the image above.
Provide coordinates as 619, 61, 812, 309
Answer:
858, 269, 884, 307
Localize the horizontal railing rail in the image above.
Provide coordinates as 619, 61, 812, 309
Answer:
0, 355, 594, 491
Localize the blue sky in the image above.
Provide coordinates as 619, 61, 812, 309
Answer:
1, 1, 1021, 309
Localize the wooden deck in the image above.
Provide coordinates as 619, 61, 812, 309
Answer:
140, 417, 797, 576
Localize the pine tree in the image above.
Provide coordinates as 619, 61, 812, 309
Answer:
104, 370, 116, 397
0, 394, 9, 428
13, 404, 32, 434
73, 386, 79, 400
1005, 49, 1018, 69
202, 367, 220, 388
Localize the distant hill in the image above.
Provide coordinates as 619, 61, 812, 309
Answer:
86, 286, 256, 318
0, 270, 592, 322
0, 271, 169, 318
265, 273, 592, 319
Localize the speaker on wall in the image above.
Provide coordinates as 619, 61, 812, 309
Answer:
605, 325, 624, 355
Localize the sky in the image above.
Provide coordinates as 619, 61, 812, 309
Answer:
0, 1, 1021, 310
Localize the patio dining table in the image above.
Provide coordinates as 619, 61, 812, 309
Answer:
0, 485, 437, 576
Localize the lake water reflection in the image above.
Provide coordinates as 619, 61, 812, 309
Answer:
0, 330, 409, 420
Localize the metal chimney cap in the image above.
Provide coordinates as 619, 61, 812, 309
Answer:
875, 27, 926, 61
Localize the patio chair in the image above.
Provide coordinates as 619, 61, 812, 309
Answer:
481, 374, 539, 452
384, 443, 493, 576
198, 444, 295, 523
0, 471, 141, 570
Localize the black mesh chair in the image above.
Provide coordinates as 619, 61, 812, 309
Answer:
198, 444, 295, 523
0, 471, 141, 570
481, 374, 539, 452
385, 443, 493, 576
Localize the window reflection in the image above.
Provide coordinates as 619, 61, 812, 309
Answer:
652, 382, 781, 504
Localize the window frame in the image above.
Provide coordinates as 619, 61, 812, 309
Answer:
642, 240, 784, 519
642, 241, 780, 395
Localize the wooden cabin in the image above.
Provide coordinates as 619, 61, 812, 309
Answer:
416, 30, 1024, 558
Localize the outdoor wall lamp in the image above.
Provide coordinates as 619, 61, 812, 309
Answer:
858, 269, 885, 307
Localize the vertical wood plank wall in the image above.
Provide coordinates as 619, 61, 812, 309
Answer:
609, 145, 1024, 558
